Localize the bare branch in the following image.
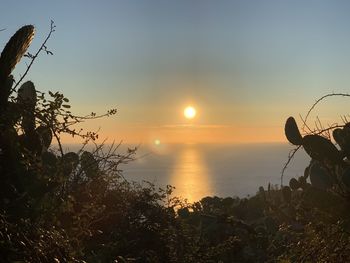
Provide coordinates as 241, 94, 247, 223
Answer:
302, 92, 350, 131
280, 145, 301, 186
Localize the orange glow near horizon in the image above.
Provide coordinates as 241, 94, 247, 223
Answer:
58, 123, 286, 145
56, 101, 287, 145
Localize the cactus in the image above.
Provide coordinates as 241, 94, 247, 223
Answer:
0, 25, 35, 110
18, 81, 37, 134
308, 160, 333, 190
18, 81, 37, 106
0, 75, 14, 108
289, 178, 300, 190
284, 117, 303, 146
302, 135, 342, 165
297, 175, 307, 189
333, 128, 345, 146
36, 126, 52, 151
0, 25, 35, 79
333, 126, 350, 159
4, 101, 21, 126
0, 26, 35, 168
80, 151, 99, 178
21, 132, 42, 155
18, 81, 36, 103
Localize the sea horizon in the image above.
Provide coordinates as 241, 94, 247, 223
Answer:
60, 142, 309, 202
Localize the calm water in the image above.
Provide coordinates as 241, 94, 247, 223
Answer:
118, 143, 309, 202
62, 143, 309, 202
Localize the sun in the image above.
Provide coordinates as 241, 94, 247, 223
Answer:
184, 106, 196, 119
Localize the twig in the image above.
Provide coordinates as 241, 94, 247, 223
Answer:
299, 113, 313, 134
302, 93, 350, 131
281, 145, 301, 186
52, 128, 64, 157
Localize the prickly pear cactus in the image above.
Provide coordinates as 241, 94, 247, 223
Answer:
284, 117, 303, 146
308, 160, 333, 190
302, 135, 342, 165
0, 75, 14, 108
289, 178, 300, 190
0, 26, 36, 154
0, 25, 35, 108
0, 25, 35, 78
17, 81, 37, 134
0, 26, 35, 179
333, 126, 350, 159
284, 115, 350, 200
18, 81, 37, 106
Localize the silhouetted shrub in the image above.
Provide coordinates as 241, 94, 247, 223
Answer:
2, 23, 350, 263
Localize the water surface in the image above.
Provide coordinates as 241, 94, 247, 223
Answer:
118, 143, 309, 202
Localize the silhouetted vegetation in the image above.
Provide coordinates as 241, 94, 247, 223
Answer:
2, 24, 350, 263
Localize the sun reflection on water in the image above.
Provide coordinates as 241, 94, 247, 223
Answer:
170, 146, 212, 202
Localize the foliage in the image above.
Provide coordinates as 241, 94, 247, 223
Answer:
1, 23, 350, 263
268, 94, 350, 262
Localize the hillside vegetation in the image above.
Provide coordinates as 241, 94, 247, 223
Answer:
1, 24, 350, 263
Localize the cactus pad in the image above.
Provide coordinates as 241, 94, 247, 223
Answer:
0, 25, 35, 78
18, 81, 37, 107
302, 134, 342, 164
284, 117, 303, 145
289, 178, 300, 190
309, 161, 333, 190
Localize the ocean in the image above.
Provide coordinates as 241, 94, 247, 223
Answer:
62, 143, 309, 202
116, 143, 309, 202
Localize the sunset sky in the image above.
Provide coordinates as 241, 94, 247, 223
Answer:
2, 0, 350, 144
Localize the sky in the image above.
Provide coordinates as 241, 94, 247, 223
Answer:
2, 0, 350, 144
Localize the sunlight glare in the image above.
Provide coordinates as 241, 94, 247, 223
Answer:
184, 106, 196, 119
170, 147, 212, 202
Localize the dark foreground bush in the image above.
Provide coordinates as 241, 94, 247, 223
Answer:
1, 24, 350, 263
0, 23, 269, 263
